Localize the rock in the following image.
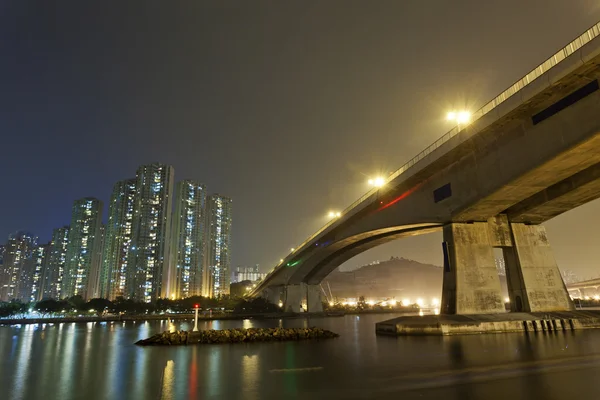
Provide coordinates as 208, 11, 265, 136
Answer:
135, 327, 339, 346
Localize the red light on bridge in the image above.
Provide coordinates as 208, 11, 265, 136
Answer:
194, 304, 199, 309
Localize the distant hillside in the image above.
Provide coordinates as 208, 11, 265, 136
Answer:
322, 257, 508, 301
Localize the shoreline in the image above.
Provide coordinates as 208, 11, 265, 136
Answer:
0, 309, 416, 326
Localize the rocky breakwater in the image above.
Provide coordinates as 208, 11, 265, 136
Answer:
136, 327, 339, 346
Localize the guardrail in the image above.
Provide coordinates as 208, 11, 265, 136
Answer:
261, 20, 600, 283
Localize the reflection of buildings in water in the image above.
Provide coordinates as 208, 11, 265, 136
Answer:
207, 320, 221, 330
206, 346, 222, 398
242, 354, 259, 399
13, 325, 34, 398
161, 360, 175, 400
58, 324, 77, 399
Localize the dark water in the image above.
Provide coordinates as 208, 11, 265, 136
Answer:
1, 314, 600, 400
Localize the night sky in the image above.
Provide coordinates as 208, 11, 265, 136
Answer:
2, 1, 600, 279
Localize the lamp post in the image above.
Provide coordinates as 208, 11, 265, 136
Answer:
446, 111, 471, 131
368, 177, 385, 188
193, 304, 199, 332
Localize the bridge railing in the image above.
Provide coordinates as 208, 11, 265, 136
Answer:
261, 21, 600, 282
386, 22, 600, 183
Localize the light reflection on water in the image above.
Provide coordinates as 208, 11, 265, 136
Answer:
2, 315, 600, 399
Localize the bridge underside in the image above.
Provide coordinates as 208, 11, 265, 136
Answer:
254, 29, 600, 315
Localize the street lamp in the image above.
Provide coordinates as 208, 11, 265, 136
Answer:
446, 110, 471, 130
328, 211, 341, 218
368, 177, 385, 187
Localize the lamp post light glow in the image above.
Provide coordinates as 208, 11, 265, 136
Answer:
328, 211, 342, 218
368, 177, 385, 187
447, 110, 472, 129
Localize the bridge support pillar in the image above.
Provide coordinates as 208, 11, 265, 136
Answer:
503, 223, 574, 312
441, 222, 505, 315
282, 283, 323, 313
284, 284, 304, 313
261, 285, 285, 307
306, 284, 323, 313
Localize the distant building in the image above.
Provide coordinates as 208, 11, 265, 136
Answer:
0, 231, 38, 302
170, 180, 206, 299
30, 244, 50, 302
127, 163, 175, 302
203, 194, 232, 297
232, 265, 266, 283
42, 226, 70, 299
101, 179, 136, 300
63, 198, 104, 300
86, 224, 105, 299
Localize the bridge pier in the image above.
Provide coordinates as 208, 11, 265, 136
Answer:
283, 283, 323, 313
441, 222, 505, 314
284, 284, 304, 313
441, 216, 574, 315
503, 223, 574, 312
261, 285, 284, 307
306, 284, 324, 313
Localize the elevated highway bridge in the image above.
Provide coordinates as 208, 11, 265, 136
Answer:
251, 21, 600, 316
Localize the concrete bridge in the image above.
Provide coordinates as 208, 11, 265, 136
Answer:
566, 278, 600, 298
251, 21, 600, 316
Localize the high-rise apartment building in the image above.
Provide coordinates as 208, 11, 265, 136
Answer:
127, 163, 174, 302
42, 226, 70, 299
86, 224, 105, 299
0, 231, 38, 302
233, 265, 266, 283
101, 179, 136, 300
30, 244, 50, 302
170, 180, 206, 299
63, 198, 104, 300
203, 194, 232, 297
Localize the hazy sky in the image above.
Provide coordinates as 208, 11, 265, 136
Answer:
2, 1, 600, 279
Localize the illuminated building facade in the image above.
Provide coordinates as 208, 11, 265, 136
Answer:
42, 226, 70, 299
203, 194, 232, 297
30, 244, 50, 302
0, 231, 38, 302
101, 179, 136, 300
233, 265, 266, 283
63, 198, 104, 300
171, 180, 206, 299
127, 163, 174, 302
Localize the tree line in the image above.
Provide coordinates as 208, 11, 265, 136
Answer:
0, 295, 280, 318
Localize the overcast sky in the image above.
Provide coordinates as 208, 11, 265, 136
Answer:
2, 0, 600, 279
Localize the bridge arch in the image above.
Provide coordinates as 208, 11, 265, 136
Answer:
286, 223, 442, 285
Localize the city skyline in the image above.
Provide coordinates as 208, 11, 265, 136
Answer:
0, 162, 234, 302
2, 1, 600, 280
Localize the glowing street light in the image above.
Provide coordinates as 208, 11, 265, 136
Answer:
368, 177, 385, 187
328, 211, 341, 218
447, 110, 471, 125
290, 248, 295, 252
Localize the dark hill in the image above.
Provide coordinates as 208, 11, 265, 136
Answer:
322, 257, 508, 303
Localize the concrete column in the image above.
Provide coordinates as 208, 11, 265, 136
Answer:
306, 284, 323, 313
441, 223, 505, 315
261, 285, 284, 307
503, 223, 574, 312
284, 284, 304, 313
